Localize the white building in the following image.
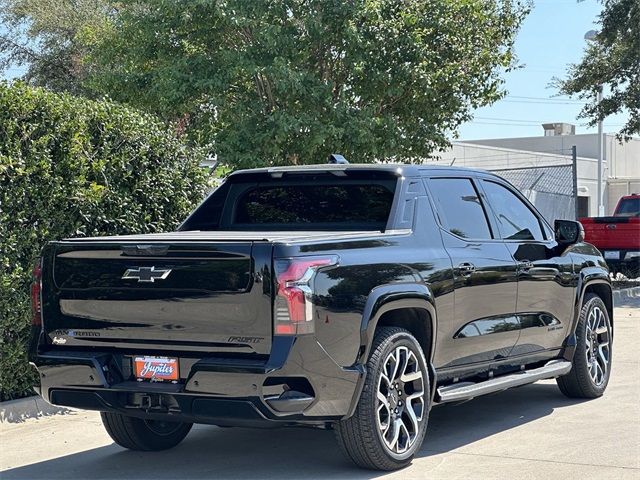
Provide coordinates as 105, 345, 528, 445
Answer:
433, 123, 640, 218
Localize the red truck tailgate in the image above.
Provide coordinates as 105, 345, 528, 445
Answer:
580, 216, 640, 250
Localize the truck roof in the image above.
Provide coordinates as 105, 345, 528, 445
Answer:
230, 163, 494, 178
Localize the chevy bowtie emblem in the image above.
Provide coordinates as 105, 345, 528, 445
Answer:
122, 266, 172, 283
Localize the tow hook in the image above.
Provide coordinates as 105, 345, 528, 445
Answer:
126, 393, 180, 414
140, 394, 153, 411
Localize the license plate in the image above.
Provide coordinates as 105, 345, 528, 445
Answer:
604, 250, 620, 260
134, 356, 179, 382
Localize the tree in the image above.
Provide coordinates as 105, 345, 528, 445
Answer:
0, 0, 109, 95
85, 0, 528, 168
0, 82, 208, 400
559, 0, 639, 140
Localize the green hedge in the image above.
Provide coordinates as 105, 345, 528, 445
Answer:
0, 83, 209, 400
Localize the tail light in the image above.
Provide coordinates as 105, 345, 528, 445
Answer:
274, 256, 338, 335
31, 259, 43, 326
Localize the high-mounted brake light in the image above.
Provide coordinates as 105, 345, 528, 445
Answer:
274, 256, 338, 335
31, 259, 43, 326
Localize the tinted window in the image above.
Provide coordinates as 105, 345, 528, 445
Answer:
482, 180, 544, 241
428, 178, 492, 239
233, 182, 395, 230
616, 197, 639, 217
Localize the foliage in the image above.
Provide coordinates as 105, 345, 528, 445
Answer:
85, 0, 528, 168
0, 82, 209, 400
0, 0, 110, 95
559, 0, 639, 139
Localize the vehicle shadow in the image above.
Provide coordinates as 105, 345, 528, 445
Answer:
421, 380, 586, 456
1, 381, 586, 480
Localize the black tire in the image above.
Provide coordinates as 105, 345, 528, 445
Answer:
557, 293, 613, 398
335, 327, 430, 471
101, 412, 192, 451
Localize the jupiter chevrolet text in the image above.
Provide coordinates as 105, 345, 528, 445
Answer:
29, 163, 613, 470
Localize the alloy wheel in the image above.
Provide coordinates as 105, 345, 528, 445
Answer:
376, 345, 425, 455
585, 305, 611, 386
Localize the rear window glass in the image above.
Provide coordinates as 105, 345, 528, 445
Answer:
616, 197, 639, 217
233, 182, 395, 230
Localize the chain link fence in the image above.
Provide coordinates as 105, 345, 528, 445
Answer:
427, 147, 579, 223
490, 163, 576, 223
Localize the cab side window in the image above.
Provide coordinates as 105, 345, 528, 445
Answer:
481, 180, 544, 241
428, 178, 493, 240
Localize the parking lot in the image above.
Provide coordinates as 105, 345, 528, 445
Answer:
1, 300, 638, 480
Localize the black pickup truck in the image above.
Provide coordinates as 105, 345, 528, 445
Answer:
29, 164, 613, 470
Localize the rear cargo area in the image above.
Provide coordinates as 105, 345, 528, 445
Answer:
44, 238, 273, 355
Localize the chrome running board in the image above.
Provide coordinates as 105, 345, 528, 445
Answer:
436, 360, 572, 404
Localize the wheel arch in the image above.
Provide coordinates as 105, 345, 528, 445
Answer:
344, 283, 437, 419
563, 270, 613, 362
583, 282, 613, 328
359, 283, 437, 364
575, 266, 613, 331
571, 267, 613, 333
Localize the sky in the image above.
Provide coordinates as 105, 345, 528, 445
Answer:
458, 0, 629, 140
2, 1, 629, 142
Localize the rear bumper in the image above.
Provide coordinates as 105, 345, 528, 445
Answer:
31, 336, 362, 426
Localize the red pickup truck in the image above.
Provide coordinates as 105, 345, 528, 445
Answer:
580, 194, 640, 278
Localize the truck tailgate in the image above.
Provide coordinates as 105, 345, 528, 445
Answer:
43, 240, 273, 355
580, 217, 640, 250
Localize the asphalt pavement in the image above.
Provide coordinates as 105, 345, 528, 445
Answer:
1, 301, 638, 480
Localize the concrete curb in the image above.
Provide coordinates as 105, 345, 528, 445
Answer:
0, 395, 71, 424
613, 286, 640, 305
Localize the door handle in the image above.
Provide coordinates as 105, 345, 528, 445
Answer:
518, 260, 534, 271
457, 262, 476, 275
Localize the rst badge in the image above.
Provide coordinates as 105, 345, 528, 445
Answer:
134, 356, 179, 382
122, 266, 172, 283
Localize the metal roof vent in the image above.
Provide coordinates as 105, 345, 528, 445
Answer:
542, 123, 575, 136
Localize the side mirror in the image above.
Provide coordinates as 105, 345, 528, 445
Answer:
555, 219, 585, 245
